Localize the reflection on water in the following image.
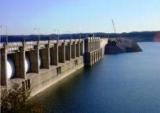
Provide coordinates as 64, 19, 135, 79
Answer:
32, 42, 160, 113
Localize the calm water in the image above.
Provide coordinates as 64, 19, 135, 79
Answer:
32, 42, 160, 113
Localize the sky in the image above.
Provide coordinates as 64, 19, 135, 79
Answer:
0, 0, 160, 35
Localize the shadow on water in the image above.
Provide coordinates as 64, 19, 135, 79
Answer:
30, 63, 102, 113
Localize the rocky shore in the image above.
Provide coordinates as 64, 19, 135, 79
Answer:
105, 38, 142, 54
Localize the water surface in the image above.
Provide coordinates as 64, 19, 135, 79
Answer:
33, 42, 160, 113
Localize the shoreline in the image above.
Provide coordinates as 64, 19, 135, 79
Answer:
29, 61, 84, 99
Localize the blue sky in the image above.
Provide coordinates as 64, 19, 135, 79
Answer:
0, 0, 160, 35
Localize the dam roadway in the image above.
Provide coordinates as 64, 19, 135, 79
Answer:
0, 37, 108, 97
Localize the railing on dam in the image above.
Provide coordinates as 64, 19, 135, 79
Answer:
0, 35, 58, 43
0, 34, 86, 43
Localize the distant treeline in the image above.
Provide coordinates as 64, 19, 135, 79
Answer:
0, 31, 159, 43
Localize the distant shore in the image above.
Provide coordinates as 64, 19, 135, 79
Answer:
105, 38, 142, 54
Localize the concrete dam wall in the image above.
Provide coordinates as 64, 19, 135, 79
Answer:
0, 37, 108, 97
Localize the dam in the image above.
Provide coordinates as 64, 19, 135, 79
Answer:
0, 36, 108, 97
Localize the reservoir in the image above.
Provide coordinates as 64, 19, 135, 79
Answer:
32, 42, 160, 113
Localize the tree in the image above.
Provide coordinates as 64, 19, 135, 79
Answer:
1, 84, 44, 113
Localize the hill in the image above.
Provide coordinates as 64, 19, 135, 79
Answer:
0, 31, 160, 43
